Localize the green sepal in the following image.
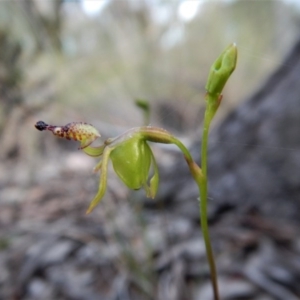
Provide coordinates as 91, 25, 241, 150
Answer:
83, 145, 105, 157
86, 147, 113, 214
148, 150, 159, 198
93, 160, 103, 173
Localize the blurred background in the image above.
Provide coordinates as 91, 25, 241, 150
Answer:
1, 0, 300, 299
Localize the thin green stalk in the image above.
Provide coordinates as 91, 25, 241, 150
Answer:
171, 123, 219, 299
199, 98, 219, 300
198, 43, 236, 299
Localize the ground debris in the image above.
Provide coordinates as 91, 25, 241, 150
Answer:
1, 157, 300, 300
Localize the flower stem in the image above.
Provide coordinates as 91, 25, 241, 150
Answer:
169, 121, 219, 299
199, 93, 220, 300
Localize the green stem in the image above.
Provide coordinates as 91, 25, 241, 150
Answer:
170, 128, 219, 300
199, 94, 220, 300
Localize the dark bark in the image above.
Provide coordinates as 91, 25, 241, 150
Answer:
160, 37, 300, 223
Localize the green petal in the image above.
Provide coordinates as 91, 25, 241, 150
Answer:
147, 149, 159, 198
83, 145, 105, 157
93, 160, 103, 173
86, 147, 113, 214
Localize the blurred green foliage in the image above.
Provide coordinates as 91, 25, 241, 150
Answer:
0, 0, 299, 139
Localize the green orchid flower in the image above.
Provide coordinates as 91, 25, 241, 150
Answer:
84, 125, 201, 214
35, 121, 200, 214
83, 127, 161, 214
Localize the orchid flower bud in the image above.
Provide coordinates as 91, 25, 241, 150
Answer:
205, 43, 237, 96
